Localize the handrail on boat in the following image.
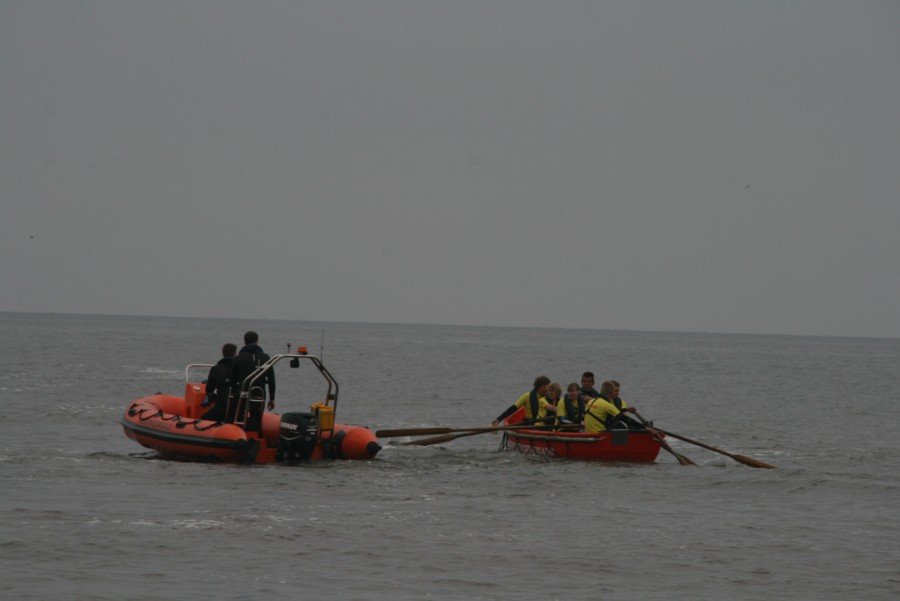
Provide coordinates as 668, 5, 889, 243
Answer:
185, 363, 214, 383
234, 353, 339, 427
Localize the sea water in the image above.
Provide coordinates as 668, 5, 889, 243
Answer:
1, 313, 897, 600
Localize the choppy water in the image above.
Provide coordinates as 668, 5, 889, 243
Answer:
1, 313, 898, 600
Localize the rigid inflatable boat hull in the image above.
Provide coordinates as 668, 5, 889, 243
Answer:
122, 394, 379, 463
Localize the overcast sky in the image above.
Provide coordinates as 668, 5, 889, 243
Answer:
2, 1, 898, 338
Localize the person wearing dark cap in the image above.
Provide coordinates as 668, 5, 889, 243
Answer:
201, 343, 236, 422
230, 331, 276, 413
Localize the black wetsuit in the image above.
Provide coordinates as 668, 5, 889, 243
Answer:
230, 344, 275, 400
201, 356, 233, 422
226, 344, 276, 424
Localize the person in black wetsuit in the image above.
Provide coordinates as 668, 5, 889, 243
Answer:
201, 343, 236, 422
230, 331, 276, 414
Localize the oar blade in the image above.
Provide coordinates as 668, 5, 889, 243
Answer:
657, 427, 776, 469
658, 439, 695, 466
676, 452, 697, 466
731, 453, 776, 469
399, 432, 466, 446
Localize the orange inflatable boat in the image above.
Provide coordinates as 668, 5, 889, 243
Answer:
122, 350, 380, 463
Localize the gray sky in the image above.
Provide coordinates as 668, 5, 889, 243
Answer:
2, 1, 898, 338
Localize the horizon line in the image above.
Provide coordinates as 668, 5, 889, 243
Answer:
2, 308, 897, 342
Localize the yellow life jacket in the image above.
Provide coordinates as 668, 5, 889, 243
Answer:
583, 397, 621, 433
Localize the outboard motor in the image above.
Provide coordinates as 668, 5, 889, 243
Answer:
277, 412, 318, 461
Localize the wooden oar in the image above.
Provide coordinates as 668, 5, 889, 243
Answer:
630, 411, 694, 466
398, 430, 488, 446
397, 423, 580, 446
377, 426, 497, 438
655, 428, 776, 469
647, 426, 695, 465
376, 423, 577, 438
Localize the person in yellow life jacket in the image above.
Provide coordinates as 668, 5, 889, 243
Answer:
546, 382, 563, 412
556, 382, 586, 425
610, 380, 627, 410
492, 376, 557, 426
609, 380, 647, 430
583, 381, 637, 433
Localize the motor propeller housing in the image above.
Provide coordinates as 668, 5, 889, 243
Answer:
277, 412, 318, 461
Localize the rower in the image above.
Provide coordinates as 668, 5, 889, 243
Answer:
583, 381, 637, 433
556, 382, 586, 426
492, 376, 558, 426
609, 380, 645, 430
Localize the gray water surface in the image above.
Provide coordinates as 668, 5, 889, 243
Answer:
1, 313, 897, 600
